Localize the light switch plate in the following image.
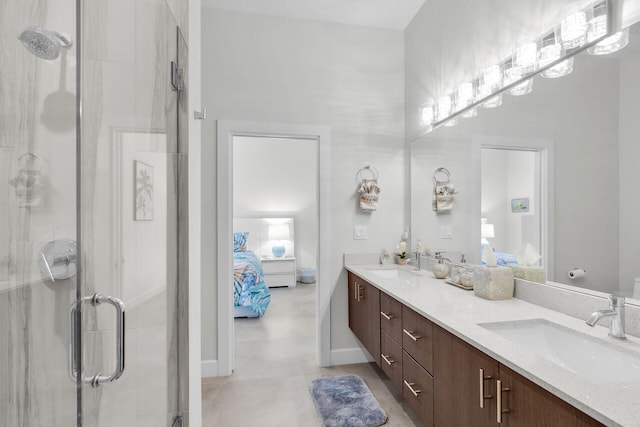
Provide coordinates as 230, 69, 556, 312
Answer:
354, 226, 368, 240
440, 225, 453, 239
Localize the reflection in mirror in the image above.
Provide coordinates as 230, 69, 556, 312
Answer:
410, 20, 640, 301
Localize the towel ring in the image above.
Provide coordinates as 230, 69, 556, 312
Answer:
356, 165, 378, 183
432, 167, 451, 185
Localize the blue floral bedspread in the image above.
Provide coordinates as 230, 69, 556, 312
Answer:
234, 251, 271, 317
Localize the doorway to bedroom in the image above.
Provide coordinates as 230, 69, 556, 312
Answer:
231, 135, 318, 373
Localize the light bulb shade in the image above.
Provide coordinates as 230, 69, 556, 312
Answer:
481, 64, 503, 93
420, 105, 434, 126
481, 94, 503, 109
481, 223, 495, 238
456, 82, 475, 111
541, 57, 574, 78
587, 2, 608, 43
514, 41, 538, 74
436, 95, 453, 121
560, 10, 587, 49
268, 224, 290, 241
461, 107, 477, 118
509, 78, 533, 96
588, 28, 629, 55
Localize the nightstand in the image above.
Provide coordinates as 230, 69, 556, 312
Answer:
261, 257, 296, 288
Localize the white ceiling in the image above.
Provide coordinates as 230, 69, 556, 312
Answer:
201, 0, 426, 30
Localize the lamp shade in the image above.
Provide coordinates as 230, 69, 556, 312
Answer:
268, 224, 290, 241
481, 223, 495, 239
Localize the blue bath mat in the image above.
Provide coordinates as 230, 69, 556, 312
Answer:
309, 374, 388, 427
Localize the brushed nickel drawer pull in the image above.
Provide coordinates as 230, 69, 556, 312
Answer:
403, 380, 421, 397
479, 368, 493, 409
381, 354, 395, 365
403, 328, 421, 341
496, 379, 510, 423
380, 311, 395, 321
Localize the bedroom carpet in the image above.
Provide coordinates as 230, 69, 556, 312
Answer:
309, 375, 388, 427
202, 283, 422, 427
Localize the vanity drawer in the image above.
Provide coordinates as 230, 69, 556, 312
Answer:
380, 291, 402, 344
402, 305, 433, 374
403, 350, 434, 427
380, 331, 403, 392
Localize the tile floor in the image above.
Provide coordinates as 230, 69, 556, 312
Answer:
201, 282, 423, 427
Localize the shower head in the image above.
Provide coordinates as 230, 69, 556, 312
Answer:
18, 26, 73, 60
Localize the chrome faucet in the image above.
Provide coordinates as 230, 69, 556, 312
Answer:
586, 294, 626, 339
406, 252, 421, 271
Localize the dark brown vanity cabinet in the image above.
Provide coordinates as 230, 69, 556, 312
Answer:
348, 272, 380, 366
433, 321, 605, 427
347, 272, 606, 427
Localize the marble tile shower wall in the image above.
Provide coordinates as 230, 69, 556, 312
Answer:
1, 0, 78, 426
1, 0, 189, 426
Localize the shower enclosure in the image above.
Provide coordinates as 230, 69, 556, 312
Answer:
1, 0, 189, 426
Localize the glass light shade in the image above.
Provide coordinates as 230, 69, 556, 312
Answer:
461, 107, 477, 118
420, 105, 434, 126
560, 10, 587, 49
509, 78, 533, 96
587, 2, 608, 42
456, 82, 475, 111
541, 57, 574, 78
538, 40, 563, 68
481, 64, 503, 92
444, 118, 458, 127
481, 94, 503, 109
514, 41, 538, 74
588, 28, 629, 55
436, 95, 452, 121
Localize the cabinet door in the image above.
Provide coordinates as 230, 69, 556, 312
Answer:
347, 273, 380, 366
380, 331, 403, 391
402, 305, 433, 374
497, 365, 577, 427
403, 351, 434, 427
433, 326, 499, 427
380, 291, 402, 343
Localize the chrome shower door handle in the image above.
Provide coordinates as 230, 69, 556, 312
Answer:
68, 300, 80, 382
87, 293, 126, 387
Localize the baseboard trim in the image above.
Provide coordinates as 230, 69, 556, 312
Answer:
330, 347, 372, 366
201, 359, 219, 378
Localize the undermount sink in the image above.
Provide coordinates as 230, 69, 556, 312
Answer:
479, 319, 640, 384
368, 267, 420, 279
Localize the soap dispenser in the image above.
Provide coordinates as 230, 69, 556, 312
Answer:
433, 256, 449, 279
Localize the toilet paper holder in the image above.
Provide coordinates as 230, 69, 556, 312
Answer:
568, 268, 586, 280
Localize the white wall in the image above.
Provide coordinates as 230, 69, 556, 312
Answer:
233, 136, 317, 270
201, 8, 405, 363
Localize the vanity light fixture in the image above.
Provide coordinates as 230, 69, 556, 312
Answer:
418, 0, 612, 133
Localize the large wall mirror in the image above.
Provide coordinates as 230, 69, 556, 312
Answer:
410, 20, 640, 301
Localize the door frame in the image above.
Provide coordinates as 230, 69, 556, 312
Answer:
471, 135, 555, 280
217, 120, 331, 375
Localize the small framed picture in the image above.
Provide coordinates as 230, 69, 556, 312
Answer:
135, 161, 154, 221
511, 198, 529, 213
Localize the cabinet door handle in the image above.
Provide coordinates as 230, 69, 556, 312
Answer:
381, 353, 395, 365
380, 311, 395, 321
496, 379, 510, 423
403, 380, 421, 397
479, 368, 493, 408
403, 328, 421, 341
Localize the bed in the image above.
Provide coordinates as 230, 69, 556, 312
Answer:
233, 232, 271, 318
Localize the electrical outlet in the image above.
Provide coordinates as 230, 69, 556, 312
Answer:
354, 226, 368, 240
440, 225, 453, 239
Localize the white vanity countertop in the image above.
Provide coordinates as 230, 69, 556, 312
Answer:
345, 263, 640, 427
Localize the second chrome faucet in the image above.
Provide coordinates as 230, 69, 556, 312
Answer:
586, 294, 626, 339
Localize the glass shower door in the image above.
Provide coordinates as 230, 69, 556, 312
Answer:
1, 0, 80, 425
